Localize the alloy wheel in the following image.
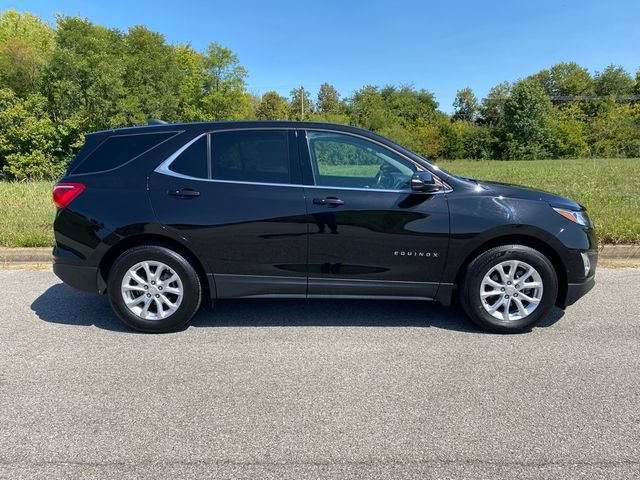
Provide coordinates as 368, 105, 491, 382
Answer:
120, 261, 184, 320
480, 260, 544, 322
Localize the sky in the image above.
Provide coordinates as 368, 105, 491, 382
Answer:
2, 0, 638, 112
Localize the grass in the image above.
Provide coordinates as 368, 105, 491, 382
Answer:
0, 181, 55, 247
0, 158, 638, 247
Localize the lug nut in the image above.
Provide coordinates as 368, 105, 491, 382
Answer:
514, 293, 518, 297
155, 294, 160, 298
151, 281, 156, 285
505, 295, 509, 298
501, 287, 505, 291
146, 293, 151, 298
158, 286, 162, 290
507, 281, 511, 285
144, 285, 148, 290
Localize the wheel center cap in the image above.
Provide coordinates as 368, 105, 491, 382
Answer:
149, 286, 159, 296
505, 286, 516, 295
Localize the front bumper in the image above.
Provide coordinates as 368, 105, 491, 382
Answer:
563, 274, 595, 307
53, 261, 105, 294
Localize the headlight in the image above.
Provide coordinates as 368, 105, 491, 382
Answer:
552, 207, 592, 227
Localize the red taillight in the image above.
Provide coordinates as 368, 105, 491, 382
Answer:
52, 182, 85, 208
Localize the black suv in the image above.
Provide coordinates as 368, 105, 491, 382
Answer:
52, 121, 597, 333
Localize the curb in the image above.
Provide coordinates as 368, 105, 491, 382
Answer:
1, 245, 639, 265
597, 244, 640, 259
0, 247, 52, 265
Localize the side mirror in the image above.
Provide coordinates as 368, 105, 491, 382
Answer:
411, 171, 441, 193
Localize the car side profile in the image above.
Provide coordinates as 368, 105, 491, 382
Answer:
52, 121, 597, 333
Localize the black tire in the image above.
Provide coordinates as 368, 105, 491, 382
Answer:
459, 245, 558, 334
107, 245, 202, 333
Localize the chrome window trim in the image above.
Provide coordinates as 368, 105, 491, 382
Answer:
154, 126, 452, 194
155, 132, 208, 180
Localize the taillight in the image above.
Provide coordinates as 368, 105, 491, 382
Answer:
52, 182, 85, 208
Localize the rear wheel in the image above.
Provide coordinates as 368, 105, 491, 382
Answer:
459, 245, 558, 333
108, 245, 202, 332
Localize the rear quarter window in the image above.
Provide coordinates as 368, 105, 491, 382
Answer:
72, 131, 177, 174
169, 136, 208, 179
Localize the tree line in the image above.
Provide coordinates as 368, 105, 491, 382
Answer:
0, 10, 639, 180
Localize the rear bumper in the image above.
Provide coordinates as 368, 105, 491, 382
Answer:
53, 262, 105, 294
563, 274, 595, 307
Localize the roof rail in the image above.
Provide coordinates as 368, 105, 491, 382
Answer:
148, 118, 168, 125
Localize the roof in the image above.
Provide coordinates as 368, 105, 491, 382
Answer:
88, 120, 374, 138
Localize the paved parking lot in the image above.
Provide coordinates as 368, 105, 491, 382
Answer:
0, 268, 639, 479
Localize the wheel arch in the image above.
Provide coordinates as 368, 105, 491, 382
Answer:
98, 233, 213, 300
451, 234, 569, 308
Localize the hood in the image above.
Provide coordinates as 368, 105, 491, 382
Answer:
477, 179, 583, 210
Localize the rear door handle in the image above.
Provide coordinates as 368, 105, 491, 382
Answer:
167, 188, 200, 198
313, 197, 344, 207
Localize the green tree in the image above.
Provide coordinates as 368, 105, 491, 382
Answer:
479, 81, 510, 125
549, 104, 589, 158
348, 85, 389, 130
256, 91, 289, 119
44, 16, 124, 130
378, 123, 422, 153
289, 87, 314, 120
174, 43, 207, 121
0, 10, 54, 96
502, 79, 554, 159
0, 88, 68, 179
458, 121, 493, 159
200, 43, 249, 120
380, 85, 437, 123
317, 83, 341, 113
594, 65, 635, 97
588, 102, 640, 157
452, 87, 478, 122
533, 62, 594, 98
116, 26, 183, 125
414, 114, 449, 159
478, 82, 511, 158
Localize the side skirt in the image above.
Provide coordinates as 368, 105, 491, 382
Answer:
213, 274, 306, 299
213, 274, 445, 301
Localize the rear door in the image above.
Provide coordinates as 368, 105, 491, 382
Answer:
299, 129, 450, 299
149, 128, 309, 298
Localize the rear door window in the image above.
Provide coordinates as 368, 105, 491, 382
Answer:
210, 130, 291, 184
73, 131, 177, 174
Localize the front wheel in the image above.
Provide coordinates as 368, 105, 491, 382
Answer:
108, 245, 202, 333
459, 245, 558, 333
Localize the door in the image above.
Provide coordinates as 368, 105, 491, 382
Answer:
300, 129, 450, 299
149, 129, 308, 298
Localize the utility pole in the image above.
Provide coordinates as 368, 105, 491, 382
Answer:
301, 86, 304, 120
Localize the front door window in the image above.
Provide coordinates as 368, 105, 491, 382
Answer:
306, 131, 417, 191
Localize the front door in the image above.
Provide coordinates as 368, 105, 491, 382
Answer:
149, 129, 308, 298
299, 129, 450, 299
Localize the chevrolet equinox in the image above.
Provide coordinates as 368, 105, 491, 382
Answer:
52, 121, 597, 333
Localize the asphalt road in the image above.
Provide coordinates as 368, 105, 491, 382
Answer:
0, 268, 639, 479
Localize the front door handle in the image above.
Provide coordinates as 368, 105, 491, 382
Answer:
313, 197, 344, 207
167, 188, 200, 198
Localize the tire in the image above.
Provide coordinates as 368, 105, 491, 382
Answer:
107, 245, 202, 333
459, 245, 558, 334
